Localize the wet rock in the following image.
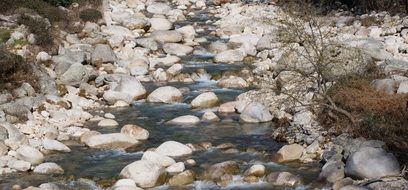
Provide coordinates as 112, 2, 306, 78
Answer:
240, 102, 273, 123
166, 162, 185, 174
168, 115, 200, 124
214, 50, 245, 63
147, 86, 183, 103
16, 145, 44, 165
113, 179, 143, 190
345, 147, 400, 179
33, 162, 64, 174
8, 160, 31, 171
42, 139, 71, 152
266, 171, 302, 186
120, 160, 166, 188
244, 164, 265, 177
151, 30, 183, 43
59, 63, 89, 86
98, 119, 119, 127
149, 18, 172, 31
163, 43, 193, 56
84, 133, 139, 149
168, 170, 195, 186
191, 92, 219, 108
150, 56, 181, 67
319, 160, 345, 183
91, 44, 117, 64
201, 111, 220, 122
136, 38, 158, 51
141, 151, 176, 167
204, 161, 240, 182
80, 131, 101, 144
121, 125, 149, 140
218, 76, 249, 88
275, 144, 304, 162
147, 3, 171, 14
155, 141, 193, 157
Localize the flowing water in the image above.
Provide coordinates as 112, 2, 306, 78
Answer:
0, 4, 323, 190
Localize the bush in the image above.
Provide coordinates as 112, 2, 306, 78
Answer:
79, 8, 102, 22
43, 0, 73, 7
18, 14, 53, 47
0, 29, 11, 44
0, 46, 39, 92
0, 0, 66, 23
308, 0, 408, 14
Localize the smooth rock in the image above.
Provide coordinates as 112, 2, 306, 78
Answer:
168, 170, 195, 186
266, 171, 302, 186
163, 43, 193, 56
147, 86, 183, 103
9, 160, 31, 171
218, 76, 249, 88
168, 115, 200, 124
151, 30, 183, 43
84, 133, 139, 149
244, 164, 265, 177
191, 92, 219, 108
92, 44, 117, 64
214, 50, 245, 63
121, 125, 149, 140
166, 162, 185, 174
141, 151, 176, 167
276, 144, 304, 162
60, 63, 89, 86
155, 141, 193, 157
98, 119, 119, 127
43, 139, 71, 152
240, 102, 273, 123
345, 147, 400, 179
33, 162, 64, 174
149, 18, 172, 31
201, 111, 220, 122
16, 145, 44, 165
319, 160, 345, 183
120, 160, 166, 188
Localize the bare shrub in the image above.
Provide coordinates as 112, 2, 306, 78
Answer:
79, 8, 102, 22
17, 14, 53, 47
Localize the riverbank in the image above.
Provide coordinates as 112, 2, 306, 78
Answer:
0, 0, 407, 189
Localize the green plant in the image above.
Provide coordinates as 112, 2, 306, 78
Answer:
12, 39, 29, 47
79, 8, 102, 22
17, 14, 53, 47
0, 29, 10, 44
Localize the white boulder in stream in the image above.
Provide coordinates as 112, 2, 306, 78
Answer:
142, 151, 176, 167
98, 119, 119, 127
121, 125, 149, 140
155, 141, 193, 157
191, 92, 219, 108
120, 160, 166, 188
34, 162, 64, 174
42, 139, 71, 152
345, 147, 400, 179
84, 133, 139, 149
240, 102, 273, 123
168, 115, 200, 124
16, 145, 44, 165
163, 43, 194, 56
214, 49, 245, 63
147, 86, 183, 103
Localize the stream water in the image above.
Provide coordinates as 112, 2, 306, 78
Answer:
0, 4, 322, 190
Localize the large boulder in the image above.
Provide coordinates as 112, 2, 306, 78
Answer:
275, 144, 304, 162
147, 86, 183, 103
121, 125, 149, 140
204, 161, 240, 182
191, 92, 219, 108
16, 145, 44, 165
240, 102, 273, 123
318, 160, 345, 183
141, 151, 176, 167
155, 141, 192, 157
120, 160, 166, 188
91, 44, 117, 64
163, 43, 193, 56
42, 139, 71, 152
218, 76, 249, 88
168, 115, 200, 125
147, 3, 171, 14
83, 133, 139, 149
214, 50, 245, 63
33, 162, 64, 174
59, 63, 89, 86
151, 30, 183, 43
114, 75, 147, 100
149, 18, 172, 31
169, 170, 195, 186
52, 49, 86, 75
345, 147, 400, 179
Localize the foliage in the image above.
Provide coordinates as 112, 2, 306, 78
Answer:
0, 29, 11, 44
43, 0, 73, 7
0, 46, 39, 91
18, 14, 53, 47
0, 0, 66, 23
79, 8, 102, 22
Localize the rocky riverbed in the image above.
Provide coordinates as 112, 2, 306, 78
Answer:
0, 0, 408, 189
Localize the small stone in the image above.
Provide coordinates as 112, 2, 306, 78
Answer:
275, 144, 304, 162
244, 164, 265, 177
201, 111, 220, 122
121, 125, 149, 140
98, 119, 119, 127
168, 115, 200, 125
